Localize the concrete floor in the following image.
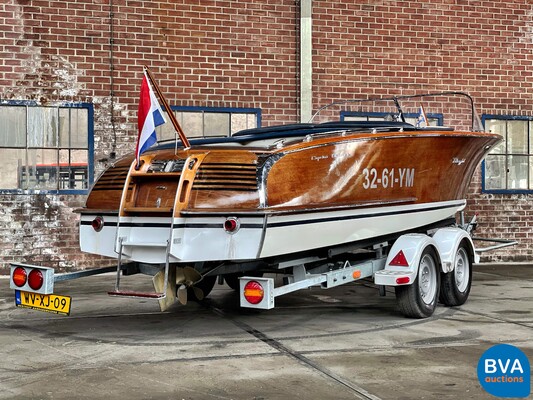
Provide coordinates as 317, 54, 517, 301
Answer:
0, 264, 532, 400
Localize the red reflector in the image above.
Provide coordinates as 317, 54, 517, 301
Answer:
91, 216, 104, 232
12, 267, 27, 287
243, 281, 264, 304
396, 276, 411, 285
28, 269, 44, 290
389, 250, 409, 267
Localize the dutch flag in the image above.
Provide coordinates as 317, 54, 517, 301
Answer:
136, 70, 166, 168
416, 104, 428, 128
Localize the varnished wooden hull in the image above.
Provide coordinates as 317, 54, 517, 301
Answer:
80, 125, 501, 263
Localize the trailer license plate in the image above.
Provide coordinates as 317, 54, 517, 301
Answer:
15, 290, 71, 316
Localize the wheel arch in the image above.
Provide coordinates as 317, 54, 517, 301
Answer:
432, 228, 477, 273
382, 233, 443, 283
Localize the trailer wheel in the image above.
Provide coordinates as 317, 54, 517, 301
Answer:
439, 241, 472, 307
395, 247, 440, 318
224, 273, 241, 291
224, 272, 263, 291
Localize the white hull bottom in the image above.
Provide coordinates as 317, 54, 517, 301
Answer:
80, 200, 466, 263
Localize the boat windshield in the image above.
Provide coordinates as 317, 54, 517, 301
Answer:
310, 91, 483, 132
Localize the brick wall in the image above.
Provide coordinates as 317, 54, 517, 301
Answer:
310, 0, 533, 262
0, 0, 531, 272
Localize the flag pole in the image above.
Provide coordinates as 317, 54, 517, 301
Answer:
143, 66, 191, 149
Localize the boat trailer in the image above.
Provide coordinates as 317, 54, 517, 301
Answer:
9, 214, 516, 318
236, 218, 516, 318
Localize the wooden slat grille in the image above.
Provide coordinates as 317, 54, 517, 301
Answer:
91, 166, 130, 191
193, 163, 258, 191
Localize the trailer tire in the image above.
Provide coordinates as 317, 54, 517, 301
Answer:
225, 272, 263, 291
224, 273, 241, 291
395, 247, 440, 318
439, 241, 472, 307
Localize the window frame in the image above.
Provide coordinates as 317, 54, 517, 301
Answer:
0, 100, 94, 195
481, 114, 533, 195
156, 105, 262, 141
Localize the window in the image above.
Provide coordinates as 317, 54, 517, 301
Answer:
156, 106, 261, 141
341, 111, 443, 126
482, 115, 533, 193
0, 102, 93, 193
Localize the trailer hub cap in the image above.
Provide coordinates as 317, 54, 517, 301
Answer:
418, 254, 437, 305
455, 247, 469, 292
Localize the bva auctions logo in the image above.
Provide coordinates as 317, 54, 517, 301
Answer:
477, 344, 531, 398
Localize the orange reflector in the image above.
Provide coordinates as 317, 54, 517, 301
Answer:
352, 270, 361, 279
389, 250, 409, 267
243, 281, 264, 304
396, 276, 410, 285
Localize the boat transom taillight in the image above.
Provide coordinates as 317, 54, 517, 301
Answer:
223, 217, 240, 234
91, 216, 104, 232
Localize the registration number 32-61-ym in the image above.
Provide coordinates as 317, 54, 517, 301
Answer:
362, 168, 415, 189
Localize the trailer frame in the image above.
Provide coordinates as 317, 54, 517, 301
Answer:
9, 213, 517, 318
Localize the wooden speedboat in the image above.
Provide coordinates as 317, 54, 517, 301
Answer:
79, 93, 501, 267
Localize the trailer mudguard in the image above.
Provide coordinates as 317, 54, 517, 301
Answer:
375, 233, 441, 286
432, 227, 478, 271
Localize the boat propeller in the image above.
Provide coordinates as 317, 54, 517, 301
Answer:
176, 266, 203, 305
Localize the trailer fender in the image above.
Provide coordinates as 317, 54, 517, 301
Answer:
432, 228, 477, 272
374, 234, 441, 286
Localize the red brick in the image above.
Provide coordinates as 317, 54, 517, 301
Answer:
0, 0, 531, 269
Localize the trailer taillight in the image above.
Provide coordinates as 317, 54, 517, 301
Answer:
28, 269, 44, 290
243, 281, 264, 304
389, 250, 409, 267
91, 216, 104, 232
9, 264, 54, 295
12, 267, 27, 287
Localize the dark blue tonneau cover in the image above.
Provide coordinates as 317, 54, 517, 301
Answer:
154, 120, 416, 151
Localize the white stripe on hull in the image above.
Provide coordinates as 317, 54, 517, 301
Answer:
259, 199, 465, 258
79, 200, 465, 263
169, 216, 264, 262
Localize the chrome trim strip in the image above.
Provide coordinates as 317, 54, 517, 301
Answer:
179, 197, 418, 217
